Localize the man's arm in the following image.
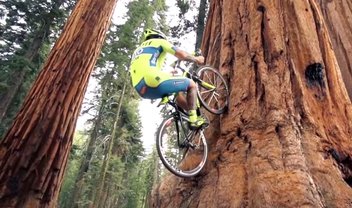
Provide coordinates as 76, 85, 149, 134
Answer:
174, 49, 205, 65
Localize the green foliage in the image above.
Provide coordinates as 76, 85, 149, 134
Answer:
123, 167, 145, 207
59, 155, 81, 207
0, 0, 74, 58
176, 0, 190, 15
58, 0, 170, 207
118, 149, 160, 208
0, 0, 76, 137
58, 132, 88, 208
117, 100, 143, 163
170, 0, 208, 49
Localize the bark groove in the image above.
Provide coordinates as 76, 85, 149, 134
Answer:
152, 0, 352, 207
0, 0, 117, 207
318, 0, 352, 100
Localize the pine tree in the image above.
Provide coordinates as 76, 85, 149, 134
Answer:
195, 0, 208, 50
0, 0, 76, 136
83, 0, 167, 206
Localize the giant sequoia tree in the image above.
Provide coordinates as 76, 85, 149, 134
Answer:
152, 0, 352, 207
318, 0, 352, 100
0, 0, 117, 207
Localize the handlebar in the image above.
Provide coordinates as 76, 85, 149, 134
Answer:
172, 60, 194, 78
171, 49, 203, 71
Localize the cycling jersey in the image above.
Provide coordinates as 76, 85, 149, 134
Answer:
130, 38, 177, 87
129, 38, 191, 99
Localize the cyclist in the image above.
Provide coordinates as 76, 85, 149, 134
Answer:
129, 29, 206, 130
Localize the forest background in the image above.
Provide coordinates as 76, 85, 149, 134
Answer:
2, 0, 352, 207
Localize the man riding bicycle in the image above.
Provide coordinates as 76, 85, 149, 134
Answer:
129, 29, 206, 130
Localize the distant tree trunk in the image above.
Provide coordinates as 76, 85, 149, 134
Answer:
0, 0, 66, 123
100, 184, 109, 208
92, 83, 126, 208
318, 0, 352, 100
152, 0, 352, 207
0, 0, 117, 207
68, 104, 104, 208
195, 0, 207, 50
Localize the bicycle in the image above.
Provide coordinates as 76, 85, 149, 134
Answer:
156, 60, 229, 177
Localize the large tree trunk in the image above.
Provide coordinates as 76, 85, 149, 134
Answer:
0, 0, 117, 207
318, 0, 352, 100
152, 0, 352, 207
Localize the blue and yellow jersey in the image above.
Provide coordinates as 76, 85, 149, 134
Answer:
129, 38, 177, 87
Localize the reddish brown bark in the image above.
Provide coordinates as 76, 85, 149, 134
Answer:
318, 0, 352, 100
153, 0, 352, 207
0, 0, 117, 207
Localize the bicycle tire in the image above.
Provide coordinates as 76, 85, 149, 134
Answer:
156, 114, 208, 177
196, 66, 229, 115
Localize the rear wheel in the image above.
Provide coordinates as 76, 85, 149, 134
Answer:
156, 114, 208, 177
196, 66, 229, 114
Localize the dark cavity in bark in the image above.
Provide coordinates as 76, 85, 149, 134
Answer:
305, 63, 325, 88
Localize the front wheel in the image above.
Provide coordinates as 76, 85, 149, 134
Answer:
196, 66, 229, 115
156, 115, 208, 178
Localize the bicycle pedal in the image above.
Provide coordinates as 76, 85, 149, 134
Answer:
189, 123, 208, 131
188, 124, 201, 131
202, 122, 209, 129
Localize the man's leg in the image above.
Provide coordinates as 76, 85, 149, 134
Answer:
176, 80, 197, 111
175, 81, 205, 129
186, 80, 197, 110
185, 81, 200, 127
145, 72, 205, 129
175, 93, 188, 110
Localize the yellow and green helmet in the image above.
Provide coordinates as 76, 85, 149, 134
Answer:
142, 29, 167, 41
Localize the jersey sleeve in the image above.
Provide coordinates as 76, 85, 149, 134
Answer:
160, 39, 177, 55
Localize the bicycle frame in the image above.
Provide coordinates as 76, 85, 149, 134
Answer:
156, 60, 227, 177
162, 98, 192, 148
162, 96, 205, 152
157, 60, 218, 150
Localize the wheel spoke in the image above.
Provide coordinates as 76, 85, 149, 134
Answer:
213, 73, 217, 87
209, 93, 220, 109
200, 89, 213, 94
213, 94, 219, 103
201, 90, 212, 101
196, 67, 229, 114
181, 147, 189, 160
157, 116, 208, 177
207, 91, 216, 106
204, 71, 213, 85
